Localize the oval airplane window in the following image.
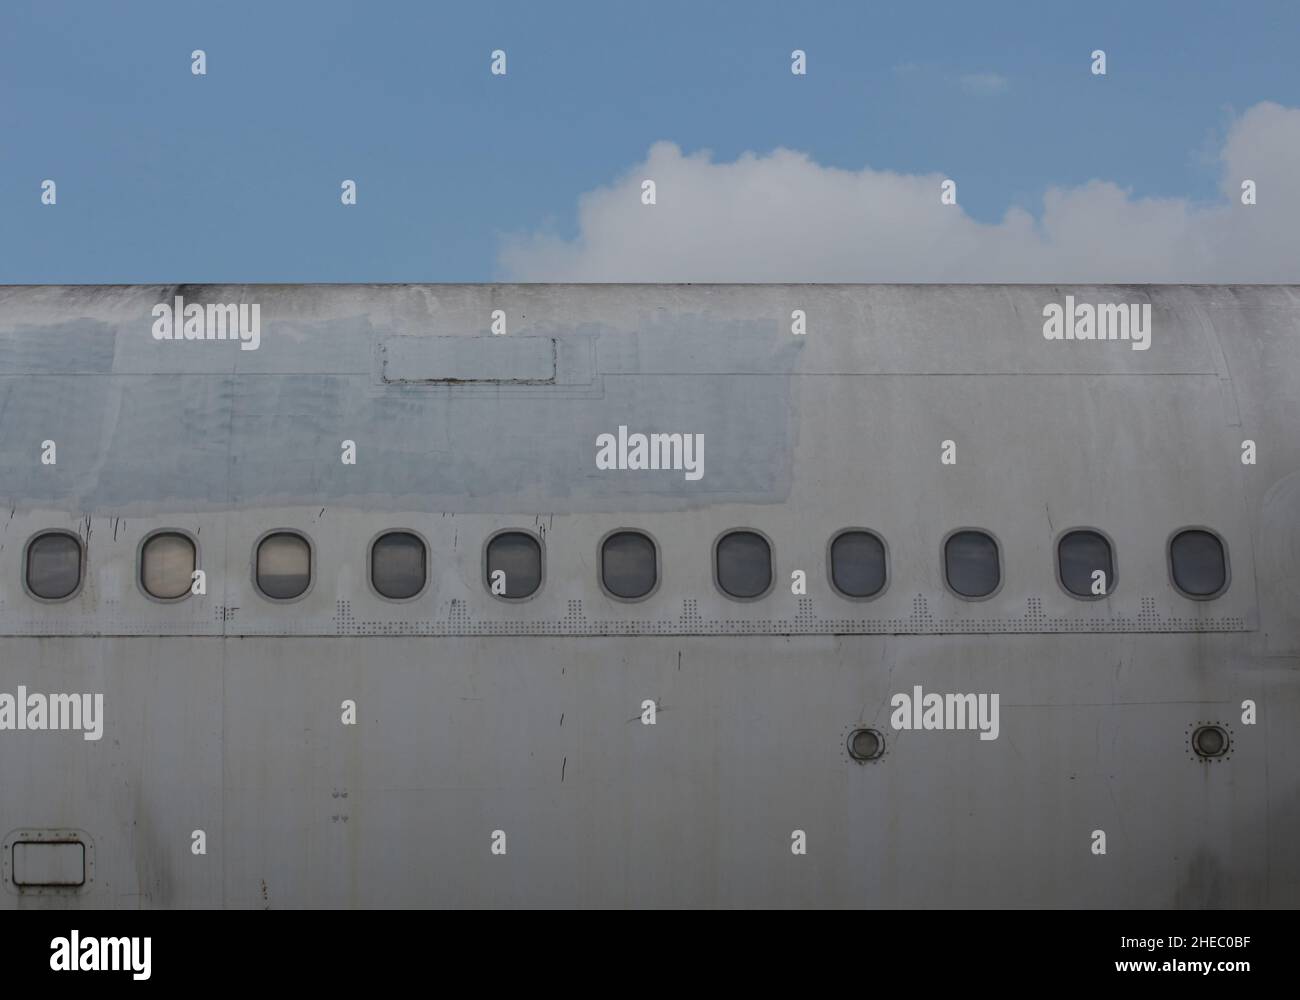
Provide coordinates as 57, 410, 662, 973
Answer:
944, 530, 1001, 599
829, 530, 887, 598
256, 532, 312, 600
1169, 529, 1228, 598
26, 531, 82, 600
715, 530, 772, 599
141, 532, 196, 600
486, 531, 542, 599
601, 531, 657, 600
371, 531, 427, 600
1057, 529, 1114, 598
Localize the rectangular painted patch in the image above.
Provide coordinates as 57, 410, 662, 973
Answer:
0, 321, 117, 373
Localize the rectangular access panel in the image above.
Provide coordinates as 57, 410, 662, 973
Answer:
12, 840, 86, 887
381, 335, 556, 383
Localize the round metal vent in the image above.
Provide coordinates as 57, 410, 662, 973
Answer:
847, 727, 885, 762
1191, 724, 1229, 759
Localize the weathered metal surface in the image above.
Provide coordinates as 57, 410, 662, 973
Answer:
0, 284, 1296, 907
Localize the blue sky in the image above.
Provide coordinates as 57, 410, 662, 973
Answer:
2, 0, 1298, 283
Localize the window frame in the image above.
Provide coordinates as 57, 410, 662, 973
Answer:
365, 528, 430, 604
825, 527, 890, 602
597, 528, 661, 603
1053, 526, 1118, 602
483, 528, 546, 603
252, 528, 316, 604
940, 526, 1004, 602
22, 529, 85, 604
712, 527, 776, 602
1166, 526, 1230, 601
136, 528, 200, 604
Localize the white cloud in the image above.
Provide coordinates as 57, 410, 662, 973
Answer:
497, 101, 1300, 282
959, 72, 1009, 97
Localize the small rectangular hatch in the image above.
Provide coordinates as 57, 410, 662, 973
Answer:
381, 336, 556, 384
12, 840, 86, 887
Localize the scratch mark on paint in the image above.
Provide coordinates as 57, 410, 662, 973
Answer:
627, 701, 664, 723
561, 756, 567, 782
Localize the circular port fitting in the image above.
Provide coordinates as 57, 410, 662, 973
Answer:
847, 727, 885, 762
1191, 724, 1230, 759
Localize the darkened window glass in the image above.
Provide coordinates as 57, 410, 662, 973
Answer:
830, 531, 887, 598
1169, 529, 1227, 597
1057, 530, 1114, 598
715, 530, 772, 599
141, 532, 196, 600
486, 531, 542, 598
944, 530, 1000, 598
27, 532, 81, 600
371, 531, 426, 600
256, 532, 312, 600
601, 531, 657, 599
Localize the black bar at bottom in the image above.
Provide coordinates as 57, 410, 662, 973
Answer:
0, 908, 1283, 986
